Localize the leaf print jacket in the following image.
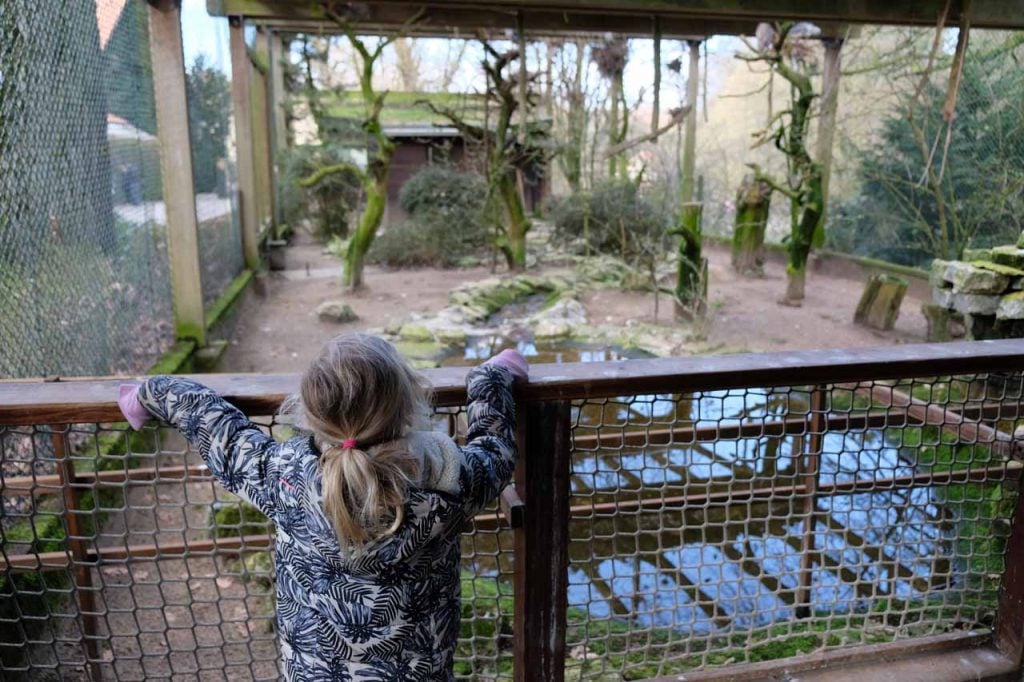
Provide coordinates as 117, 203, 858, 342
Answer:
137, 364, 517, 681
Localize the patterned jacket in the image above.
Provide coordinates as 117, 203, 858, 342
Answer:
138, 364, 517, 681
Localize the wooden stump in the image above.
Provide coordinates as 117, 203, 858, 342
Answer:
854, 274, 908, 331
731, 174, 771, 277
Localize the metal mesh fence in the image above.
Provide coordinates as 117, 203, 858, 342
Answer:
0, 368, 1019, 679
184, 6, 246, 308
0, 402, 515, 680
565, 373, 1019, 679
0, 1, 174, 379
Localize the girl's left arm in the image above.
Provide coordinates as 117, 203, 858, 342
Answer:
136, 375, 282, 519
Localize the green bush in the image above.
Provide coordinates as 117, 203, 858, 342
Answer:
547, 181, 670, 259
368, 166, 489, 267
278, 144, 362, 241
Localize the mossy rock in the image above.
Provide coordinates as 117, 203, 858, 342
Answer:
949, 262, 1009, 295
970, 260, 1024, 278
398, 323, 435, 343
435, 327, 468, 345
391, 337, 444, 360
963, 248, 993, 262
448, 274, 569, 322
997, 290, 1024, 321
989, 246, 1024, 270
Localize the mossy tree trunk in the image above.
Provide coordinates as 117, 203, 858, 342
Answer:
310, 5, 413, 290
672, 202, 706, 320
731, 174, 772, 277
744, 23, 823, 307
426, 42, 533, 271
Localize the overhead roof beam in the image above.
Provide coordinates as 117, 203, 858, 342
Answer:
207, 0, 1023, 34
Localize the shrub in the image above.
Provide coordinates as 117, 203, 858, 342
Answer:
278, 144, 362, 241
547, 181, 670, 259
368, 166, 489, 267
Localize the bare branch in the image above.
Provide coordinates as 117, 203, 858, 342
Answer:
299, 162, 367, 188
601, 105, 690, 160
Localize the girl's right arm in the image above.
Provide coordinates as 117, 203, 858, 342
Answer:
458, 360, 521, 517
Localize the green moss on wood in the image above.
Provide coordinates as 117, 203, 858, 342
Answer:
205, 269, 253, 329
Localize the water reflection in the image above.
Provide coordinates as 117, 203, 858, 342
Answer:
450, 341, 979, 637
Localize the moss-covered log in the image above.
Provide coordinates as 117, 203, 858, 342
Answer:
854, 274, 908, 331
731, 174, 772, 277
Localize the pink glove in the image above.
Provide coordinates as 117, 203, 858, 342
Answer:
118, 383, 151, 430
484, 349, 529, 381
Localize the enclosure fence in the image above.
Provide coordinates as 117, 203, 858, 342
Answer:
0, 1, 245, 381
2, 341, 1024, 680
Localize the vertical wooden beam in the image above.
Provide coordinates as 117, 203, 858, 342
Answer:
815, 37, 843, 231
269, 31, 288, 155
514, 400, 571, 682
51, 426, 101, 680
795, 385, 827, 618
651, 17, 661, 134
229, 17, 260, 269
250, 30, 275, 231
680, 39, 701, 203
149, 0, 206, 344
517, 11, 528, 146
268, 31, 288, 228
994, 463, 1024, 666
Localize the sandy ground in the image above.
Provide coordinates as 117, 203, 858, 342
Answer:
219, 232, 927, 373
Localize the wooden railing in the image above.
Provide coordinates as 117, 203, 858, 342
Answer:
2, 340, 1024, 681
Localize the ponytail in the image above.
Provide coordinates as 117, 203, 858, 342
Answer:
318, 441, 419, 550
283, 333, 430, 553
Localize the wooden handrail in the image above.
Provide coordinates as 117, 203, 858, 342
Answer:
3, 340, 1024, 425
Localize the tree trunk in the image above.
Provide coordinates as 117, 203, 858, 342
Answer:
674, 202, 706, 320
343, 176, 387, 289
780, 169, 823, 306
731, 174, 772, 277
498, 171, 530, 270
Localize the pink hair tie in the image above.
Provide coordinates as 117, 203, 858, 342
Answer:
341, 438, 358, 449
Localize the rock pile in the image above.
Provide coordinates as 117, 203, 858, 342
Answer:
926, 241, 1024, 340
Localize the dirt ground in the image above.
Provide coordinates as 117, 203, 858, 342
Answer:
218, 232, 928, 373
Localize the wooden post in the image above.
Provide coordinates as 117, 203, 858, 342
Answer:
680, 39, 701, 203
514, 400, 571, 682
250, 30, 275, 234
795, 385, 827, 618
51, 426, 102, 680
269, 31, 288, 155
229, 16, 260, 269
148, 0, 205, 344
815, 38, 843, 231
268, 31, 288, 229
651, 17, 661, 134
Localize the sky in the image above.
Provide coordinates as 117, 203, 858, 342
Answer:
181, 0, 232, 73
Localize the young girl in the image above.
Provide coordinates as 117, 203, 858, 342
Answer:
118, 333, 528, 680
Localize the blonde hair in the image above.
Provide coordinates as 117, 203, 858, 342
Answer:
287, 333, 428, 551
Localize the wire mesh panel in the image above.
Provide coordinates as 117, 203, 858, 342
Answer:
0, 1, 174, 379
0, 402, 515, 680
564, 373, 1021, 679
183, 7, 246, 308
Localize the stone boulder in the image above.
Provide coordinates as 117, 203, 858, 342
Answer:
997, 291, 1024, 320
316, 301, 358, 323
948, 262, 1009, 294
530, 298, 588, 340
